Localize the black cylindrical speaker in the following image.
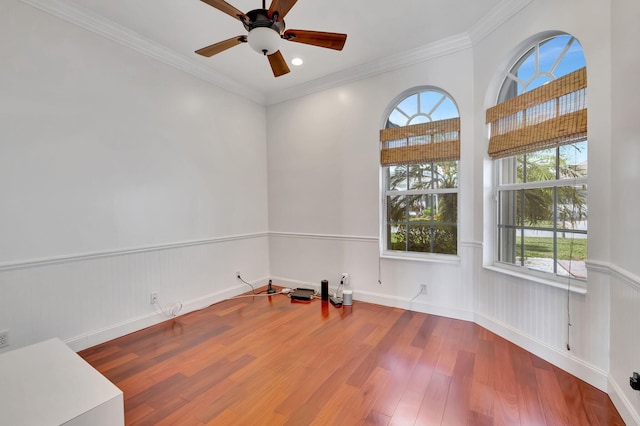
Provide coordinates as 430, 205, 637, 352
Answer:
321, 280, 329, 301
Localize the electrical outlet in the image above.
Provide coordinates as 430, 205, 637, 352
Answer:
341, 273, 350, 286
150, 291, 158, 305
0, 330, 9, 348
420, 284, 427, 294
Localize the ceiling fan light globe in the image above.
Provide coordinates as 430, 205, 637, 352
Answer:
248, 27, 281, 55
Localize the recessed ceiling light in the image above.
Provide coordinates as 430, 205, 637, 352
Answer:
291, 57, 303, 66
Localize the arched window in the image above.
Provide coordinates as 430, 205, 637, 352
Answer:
380, 88, 460, 256
488, 34, 588, 280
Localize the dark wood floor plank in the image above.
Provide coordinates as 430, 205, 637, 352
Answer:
536, 367, 572, 425
414, 371, 451, 425
494, 389, 522, 425
493, 336, 519, 395
363, 409, 391, 426
517, 383, 547, 426
474, 338, 495, 387
78, 289, 625, 425
469, 379, 495, 420
344, 367, 392, 423
441, 376, 472, 425
391, 388, 424, 425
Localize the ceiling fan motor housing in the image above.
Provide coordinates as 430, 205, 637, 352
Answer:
243, 9, 285, 34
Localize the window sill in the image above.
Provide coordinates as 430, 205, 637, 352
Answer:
483, 264, 587, 294
381, 251, 460, 264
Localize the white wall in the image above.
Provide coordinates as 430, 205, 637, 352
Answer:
0, 1, 270, 351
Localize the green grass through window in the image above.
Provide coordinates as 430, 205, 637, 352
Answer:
516, 236, 587, 260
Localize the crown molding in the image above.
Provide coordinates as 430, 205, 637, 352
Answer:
467, 0, 534, 44
19, 0, 266, 105
266, 33, 473, 105
267, 0, 534, 105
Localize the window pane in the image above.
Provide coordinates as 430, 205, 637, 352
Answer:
408, 115, 430, 125
408, 195, 429, 220
431, 97, 459, 121
556, 232, 587, 279
420, 91, 446, 113
498, 190, 520, 226
433, 225, 457, 254
556, 184, 587, 230
516, 154, 525, 183
396, 94, 418, 118
388, 110, 408, 127
516, 50, 536, 85
527, 75, 553, 91
559, 141, 587, 177
387, 165, 407, 191
554, 39, 587, 77
538, 35, 572, 74
407, 225, 431, 252
408, 164, 432, 190
387, 196, 406, 222
498, 157, 519, 185
433, 161, 458, 188
434, 193, 457, 223
498, 226, 520, 265
523, 187, 553, 226
520, 230, 555, 274
524, 149, 557, 182
387, 224, 406, 251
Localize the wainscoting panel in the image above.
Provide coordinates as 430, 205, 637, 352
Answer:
608, 266, 640, 425
475, 244, 612, 392
0, 234, 269, 353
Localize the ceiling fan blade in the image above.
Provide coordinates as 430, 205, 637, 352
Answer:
283, 30, 347, 50
267, 0, 299, 21
200, 0, 247, 22
195, 36, 247, 57
267, 50, 290, 77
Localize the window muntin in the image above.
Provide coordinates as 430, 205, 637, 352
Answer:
494, 35, 587, 280
383, 89, 459, 256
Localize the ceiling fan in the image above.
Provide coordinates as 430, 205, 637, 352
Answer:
195, 0, 347, 77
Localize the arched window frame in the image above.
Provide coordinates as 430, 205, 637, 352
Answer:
488, 34, 588, 285
380, 87, 460, 259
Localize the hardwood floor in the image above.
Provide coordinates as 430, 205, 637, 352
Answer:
79, 289, 625, 425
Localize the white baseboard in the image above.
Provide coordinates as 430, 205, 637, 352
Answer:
354, 289, 475, 322
269, 277, 474, 321
474, 312, 609, 392
65, 277, 270, 352
608, 375, 640, 426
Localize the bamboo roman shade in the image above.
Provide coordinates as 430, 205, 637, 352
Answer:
379, 117, 460, 166
486, 67, 587, 159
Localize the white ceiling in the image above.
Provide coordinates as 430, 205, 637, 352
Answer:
26, 0, 523, 104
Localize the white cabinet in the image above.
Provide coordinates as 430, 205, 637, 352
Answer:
0, 338, 123, 425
